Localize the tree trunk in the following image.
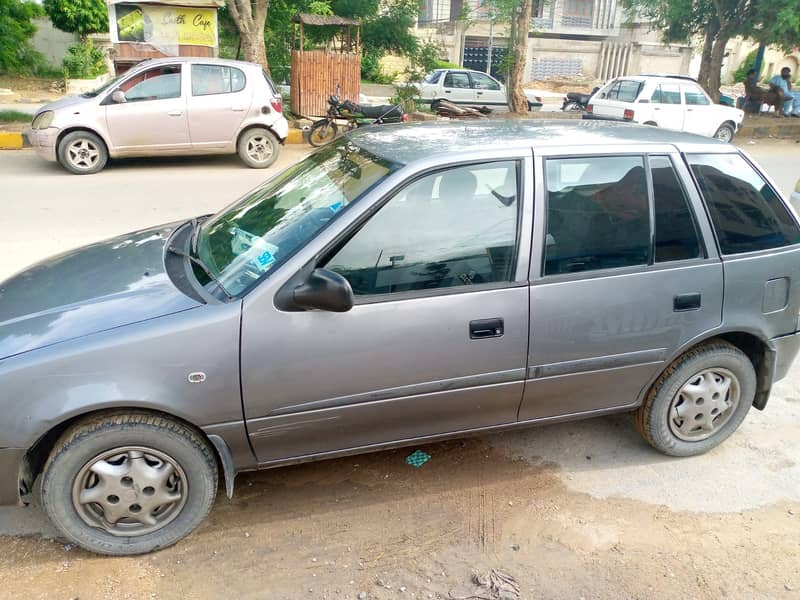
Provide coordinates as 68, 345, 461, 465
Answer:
706, 32, 730, 102
508, 0, 533, 114
227, 0, 270, 72
696, 20, 718, 92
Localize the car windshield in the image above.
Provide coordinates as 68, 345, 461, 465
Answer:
81, 75, 123, 98
194, 139, 399, 297
423, 70, 443, 84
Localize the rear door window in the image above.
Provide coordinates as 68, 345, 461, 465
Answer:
688, 153, 800, 254
444, 72, 472, 89
544, 156, 650, 275
191, 65, 246, 96
651, 83, 681, 104
683, 85, 711, 106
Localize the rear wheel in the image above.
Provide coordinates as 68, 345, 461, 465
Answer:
308, 120, 338, 147
633, 341, 755, 457
237, 128, 279, 168
713, 122, 735, 143
41, 412, 218, 555
57, 130, 107, 175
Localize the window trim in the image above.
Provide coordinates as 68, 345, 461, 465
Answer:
315, 158, 528, 305
110, 64, 183, 104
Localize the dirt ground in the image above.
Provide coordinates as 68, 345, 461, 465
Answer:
0, 75, 63, 103
0, 423, 798, 600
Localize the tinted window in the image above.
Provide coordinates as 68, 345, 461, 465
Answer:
192, 65, 246, 96
607, 80, 643, 102
684, 85, 710, 105
651, 156, 701, 262
325, 161, 520, 295
544, 156, 650, 275
423, 70, 442, 84
470, 72, 501, 90
444, 72, 471, 89
689, 154, 800, 254
121, 66, 181, 102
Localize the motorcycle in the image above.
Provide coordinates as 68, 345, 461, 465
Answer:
308, 94, 408, 147
562, 86, 600, 112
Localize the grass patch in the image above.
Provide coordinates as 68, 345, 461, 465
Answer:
0, 110, 33, 123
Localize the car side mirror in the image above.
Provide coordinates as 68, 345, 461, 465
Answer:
292, 268, 353, 312
111, 90, 126, 103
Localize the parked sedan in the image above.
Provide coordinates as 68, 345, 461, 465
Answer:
417, 68, 543, 111
28, 57, 289, 174
585, 75, 744, 142
2, 121, 800, 556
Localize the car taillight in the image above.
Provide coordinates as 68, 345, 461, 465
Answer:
586, 104, 593, 113
402, 113, 409, 122
270, 97, 283, 113
624, 108, 634, 120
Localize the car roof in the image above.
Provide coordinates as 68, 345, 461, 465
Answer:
348, 119, 726, 165
128, 56, 262, 71
606, 75, 699, 85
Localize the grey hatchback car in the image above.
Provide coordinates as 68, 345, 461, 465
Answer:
2, 121, 800, 555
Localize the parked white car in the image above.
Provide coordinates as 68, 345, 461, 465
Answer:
417, 68, 543, 112
586, 75, 744, 142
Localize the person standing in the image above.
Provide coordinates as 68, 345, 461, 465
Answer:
769, 67, 800, 118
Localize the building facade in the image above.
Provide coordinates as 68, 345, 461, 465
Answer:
416, 0, 692, 83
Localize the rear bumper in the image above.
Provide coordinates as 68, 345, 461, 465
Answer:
772, 331, 800, 383
0, 448, 25, 506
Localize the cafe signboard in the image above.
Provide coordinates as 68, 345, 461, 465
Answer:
109, 0, 219, 50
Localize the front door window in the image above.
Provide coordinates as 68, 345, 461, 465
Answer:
121, 66, 182, 102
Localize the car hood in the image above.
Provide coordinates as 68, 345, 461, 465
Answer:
37, 94, 94, 116
0, 223, 201, 361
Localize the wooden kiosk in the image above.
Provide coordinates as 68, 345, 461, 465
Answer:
290, 13, 361, 118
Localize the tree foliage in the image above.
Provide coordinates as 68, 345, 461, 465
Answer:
43, 0, 107, 37
0, 0, 43, 74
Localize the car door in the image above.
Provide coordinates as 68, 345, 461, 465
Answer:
650, 83, 685, 131
519, 147, 724, 421
240, 153, 534, 464
681, 84, 716, 136
104, 64, 191, 153
187, 64, 253, 150
470, 71, 507, 109
441, 71, 476, 104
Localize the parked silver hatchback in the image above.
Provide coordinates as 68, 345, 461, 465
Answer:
2, 121, 800, 555
28, 57, 289, 174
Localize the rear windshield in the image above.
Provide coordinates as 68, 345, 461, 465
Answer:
604, 80, 644, 102
688, 153, 800, 254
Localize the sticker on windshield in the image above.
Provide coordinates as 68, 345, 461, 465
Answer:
328, 201, 344, 214
255, 250, 276, 268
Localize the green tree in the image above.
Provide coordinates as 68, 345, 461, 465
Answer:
0, 0, 43, 74
227, 0, 271, 70
42, 0, 107, 38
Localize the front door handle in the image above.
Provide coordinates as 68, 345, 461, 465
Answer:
232, 107, 246, 112
167, 110, 182, 116
674, 293, 701, 311
444, 90, 451, 94
470, 318, 504, 339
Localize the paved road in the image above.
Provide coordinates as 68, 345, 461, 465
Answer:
0, 139, 798, 538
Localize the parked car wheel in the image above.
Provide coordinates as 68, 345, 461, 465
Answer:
308, 120, 339, 147
633, 341, 755, 457
41, 412, 218, 556
57, 130, 108, 175
713, 122, 736, 143
562, 101, 582, 112
238, 128, 279, 168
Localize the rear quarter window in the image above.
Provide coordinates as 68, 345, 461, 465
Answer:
688, 153, 800, 254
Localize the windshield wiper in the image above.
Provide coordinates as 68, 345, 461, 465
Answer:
167, 245, 233, 300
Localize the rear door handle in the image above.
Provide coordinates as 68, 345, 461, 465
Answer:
470, 318, 504, 339
674, 293, 701, 311
167, 110, 182, 116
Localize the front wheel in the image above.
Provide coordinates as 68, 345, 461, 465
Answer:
633, 341, 755, 457
713, 123, 735, 143
57, 130, 108, 175
237, 128, 279, 168
308, 120, 338, 147
41, 412, 218, 555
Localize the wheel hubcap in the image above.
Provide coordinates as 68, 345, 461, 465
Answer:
67, 139, 100, 170
72, 447, 187, 537
247, 136, 273, 163
716, 128, 732, 142
668, 368, 740, 442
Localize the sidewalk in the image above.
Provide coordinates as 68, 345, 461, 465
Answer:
738, 115, 800, 140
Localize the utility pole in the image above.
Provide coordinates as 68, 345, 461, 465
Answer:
487, 11, 494, 75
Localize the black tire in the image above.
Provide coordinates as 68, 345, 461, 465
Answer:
430, 99, 442, 113
237, 127, 279, 168
633, 341, 756, 457
308, 120, 338, 147
713, 122, 736, 143
643, 121, 658, 126
41, 412, 218, 556
57, 130, 108, 175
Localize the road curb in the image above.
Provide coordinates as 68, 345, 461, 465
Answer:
0, 131, 28, 150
